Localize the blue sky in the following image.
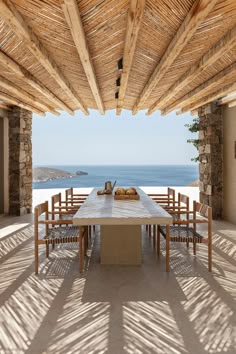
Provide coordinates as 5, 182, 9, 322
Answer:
32, 109, 198, 165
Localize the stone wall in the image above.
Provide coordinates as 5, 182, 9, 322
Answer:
8, 107, 32, 215
198, 101, 223, 219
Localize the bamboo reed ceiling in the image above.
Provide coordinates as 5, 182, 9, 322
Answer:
0, 0, 236, 116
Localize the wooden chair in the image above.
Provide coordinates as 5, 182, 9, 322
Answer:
64, 187, 88, 209
51, 192, 79, 220
167, 192, 190, 218
34, 201, 88, 274
157, 201, 212, 272
147, 188, 176, 245
64, 188, 96, 237
148, 187, 176, 209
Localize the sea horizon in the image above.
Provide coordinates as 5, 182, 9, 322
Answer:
33, 164, 199, 190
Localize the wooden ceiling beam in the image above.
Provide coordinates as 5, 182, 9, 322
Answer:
62, 0, 104, 114
176, 81, 236, 114
217, 92, 236, 106
148, 25, 236, 115
116, 0, 145, 115
0, 50, 74, 115
132, 0, 218, 115
0, 75, 60, 116
0, 102, 10, 110
0, 0, 88, 115
162, 62, 236, 115
0, 91, 45, 116
228, 100, 236, 108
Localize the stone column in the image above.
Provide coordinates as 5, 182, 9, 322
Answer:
198, 101, 223, 219
8, 107, 32, 216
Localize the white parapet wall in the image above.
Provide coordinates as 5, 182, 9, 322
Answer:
33, 187, 199, 209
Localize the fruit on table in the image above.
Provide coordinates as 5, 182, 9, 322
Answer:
125, 187, 137, 195
116, 187, 126, 195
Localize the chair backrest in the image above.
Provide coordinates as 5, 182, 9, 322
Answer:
34, 201, 49, 240
65, 188, 73, 200
177, 193, 189, 219
52, 192, 61, 206
34, 200, 48, 217
193, 201, 212, 236
167, 187, 176, 206
178, 193, 189, 208
51, 192, 62, 220
194, 201, 212, 219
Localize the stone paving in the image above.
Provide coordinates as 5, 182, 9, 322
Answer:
0, 187, 235, 354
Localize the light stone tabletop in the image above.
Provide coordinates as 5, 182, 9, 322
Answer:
73, 188, 172, 226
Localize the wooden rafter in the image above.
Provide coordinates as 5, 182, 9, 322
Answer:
116, 0, 145, 115
0, 75, 60, 116
228, 100, 236, 108
177, 81, 236, 114
0, 0, 88, 115
132, 0, 218, 115
0, 91, 45, 116
62, 0, 104, 114
0, 102, 10, 110
217, 92, 236, 106
0, 50, 74, 115
162, 62, 236, 115
147, 25, 236, 115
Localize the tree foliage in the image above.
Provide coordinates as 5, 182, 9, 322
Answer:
185, 116, 199, 162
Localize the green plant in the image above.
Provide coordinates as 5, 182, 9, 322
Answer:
185, 116, 199, 162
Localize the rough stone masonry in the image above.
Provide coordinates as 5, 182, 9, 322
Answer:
198, 101, 223, 219
8, 106, 32, 216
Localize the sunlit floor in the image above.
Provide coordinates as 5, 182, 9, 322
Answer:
0, 188, 236, 354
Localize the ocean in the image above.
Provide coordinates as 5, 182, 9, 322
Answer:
33, 165, 199, 189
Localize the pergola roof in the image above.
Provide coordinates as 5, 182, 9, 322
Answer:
0, 0, 236, 116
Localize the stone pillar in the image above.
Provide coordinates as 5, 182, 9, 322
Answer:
8, 107, 32, 216
198, 101, 223, 219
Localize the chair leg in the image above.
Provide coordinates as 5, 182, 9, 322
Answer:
93, 225, 96, 233
193, 241, 196, 255
166, 225, 170, 272
84, 228, 88, 256
146, 225, 148, 232
46, 244, 49, 258
79, 226, 83, 272
157, 226, 160, 257
208, 241, 212, 272
149, 225, 152, 239
35, 243, 39, 274
153, 225, 156, 249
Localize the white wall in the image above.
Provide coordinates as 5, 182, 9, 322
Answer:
223, 105, 236, 223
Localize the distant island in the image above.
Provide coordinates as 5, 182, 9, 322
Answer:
33, 167, 88, 182
188, 180, 199, 187
76, 171, 88, 175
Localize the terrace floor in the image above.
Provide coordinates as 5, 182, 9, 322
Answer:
0, 188, 236, 354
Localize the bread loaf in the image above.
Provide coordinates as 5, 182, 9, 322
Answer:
115, 187, 126, 195
125, 187, 137, 195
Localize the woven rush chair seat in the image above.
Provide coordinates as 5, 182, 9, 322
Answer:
44, 225, 81, 244
158, 225, 205, 243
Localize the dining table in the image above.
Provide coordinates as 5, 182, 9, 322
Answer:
73, 187, 173, 271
